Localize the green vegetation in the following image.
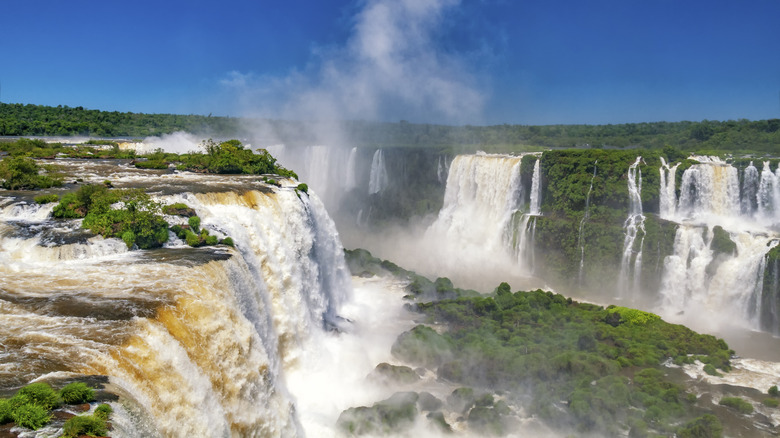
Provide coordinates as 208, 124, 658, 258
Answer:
762, 398, 779, 408
0, 381, 109, 432
710, 226, 737, 256
34, 193, 59, 204
344, 248, 479, 300
62, 404, 112, 438
0, 137, 136, 159
769, 385, 779, 397
0, 156, 63, 190
337, 392, 419, 436
396, 283, 732, 436
174, 139, 297, 177
59, 382, 95, 404
2, 103, 779, 153
676, 414, 723, 438
718, 397, 753, 415
162, 202, 196, 217
53, 185, 169, 249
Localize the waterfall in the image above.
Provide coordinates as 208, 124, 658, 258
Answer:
757, 161, 780, 221
677, 160, 740, 220
0, 170, 353, 437
577, 160, 597, 284
617, 157, 646, 298
659, 157, 680, 219
437, 155, 449, 184
760, 254, 780, 334
741, 162, 759, 216
659, 226, 777, 330
368, 149, 389, 195
344, 147, 357, 191
529, 158, 542, 215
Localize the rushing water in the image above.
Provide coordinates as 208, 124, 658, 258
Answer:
617, 157, 646, 299
0, 160, 359, 437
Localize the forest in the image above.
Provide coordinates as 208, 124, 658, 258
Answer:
1, 102, 779, 153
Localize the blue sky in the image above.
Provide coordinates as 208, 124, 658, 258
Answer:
1, 0, 779, 125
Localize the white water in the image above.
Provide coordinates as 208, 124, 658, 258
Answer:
0, 162, 355, 437
659, 157, 680, 220
655, 157, 780, 333
426, 153, 542, 276
529, 158, 542, 216
617, 157, 646, 298
368, 149, 389, 195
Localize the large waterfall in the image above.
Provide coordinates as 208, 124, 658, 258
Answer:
0, 161, 354, 437
655, 157, 780, 332
617, 157, 646, 298
426, 153, 542, 275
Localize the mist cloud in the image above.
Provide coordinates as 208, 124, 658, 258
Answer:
222, 0, 486, 124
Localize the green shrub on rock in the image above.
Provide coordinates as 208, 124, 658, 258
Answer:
18, 382, 59, 410
718, 397, 753, 414
62, 413, 108, 438
59, 382, 95, 404
34, 193, 59, 204
11, 403, 51, 430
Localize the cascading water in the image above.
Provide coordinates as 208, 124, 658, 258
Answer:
436, 155, 449, 184
0, 161, 354, 438
655, 156, 780, 333
741, 162, 759, 216
617, 157, 646, 298
659, 157, 680, 220
529, 158, 542, 216
345, 147, 358, 191
368, 149, 389, 195
757, 161, 780, 221
577, 161, 597, 284
426, 153, 541, 275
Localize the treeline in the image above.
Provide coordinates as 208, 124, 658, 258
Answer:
1, 102, 779, 152
0, 103, 243, 137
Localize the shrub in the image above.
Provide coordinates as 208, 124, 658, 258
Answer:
719, 397, 753, 414
220, 237, 234, 247
0, 156, 62, 190
703, 364, 722, 377
11, 403, 51, 430
677, 414, 723, 438
134, 159, 168, 169
162, 203, 195, 217
762, 398, 779, 408
62, 414, 108, 438
34, 193, 59, 204
297, 183, 309, 194
18, 382, 59, 410
122, 230, 137, 249
0, 399, 12, 424
769, 385, 779, 397
94, 403, 112, 420
188, 216, 201, 233
205, 234, 218, 246
59, 382, 95, 404
185, 229, 201, 247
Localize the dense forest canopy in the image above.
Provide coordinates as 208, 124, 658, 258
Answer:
1, 102, 779, 152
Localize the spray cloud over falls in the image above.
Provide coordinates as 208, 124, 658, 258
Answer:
224, 0, 486, 126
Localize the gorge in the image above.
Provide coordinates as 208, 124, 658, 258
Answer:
2, 139, 780, 437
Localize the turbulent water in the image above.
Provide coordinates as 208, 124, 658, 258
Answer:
0, 160, 369, 437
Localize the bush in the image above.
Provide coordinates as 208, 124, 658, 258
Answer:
297, 183, 308, 194
62, 414, 108, 438
220, 237, 234, 247
18, 382, 59, 410
59, 382, 95, 404
34, 193, 59, 204
677, 414, 723, 438
769, 385, 778, 396
0, 156, 62, 190
762, 398, 779, 408
188, 216, 201, 233
94, 403, 112, 420
703, 364, 722, 377
185, 229, 201, 247
719, 397, 753, 414
11, 403, 51, 430
0, 399, 12, 424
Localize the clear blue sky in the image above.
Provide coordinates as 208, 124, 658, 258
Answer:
1, 0, 779, 125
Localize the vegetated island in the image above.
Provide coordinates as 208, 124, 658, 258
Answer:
342, 248, 778, 438
0, 138, 304, 250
